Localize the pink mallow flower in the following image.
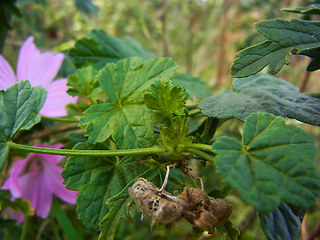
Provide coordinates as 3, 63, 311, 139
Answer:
2, 144, 78, 222
0, 36, 77, 117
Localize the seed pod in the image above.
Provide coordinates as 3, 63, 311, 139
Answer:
128, 178, 185, 225
180, 187, 232, 233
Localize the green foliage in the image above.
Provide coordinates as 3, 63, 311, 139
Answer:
69, 29, 154, 69
62, 142, 148, 229
259, 201, 302, 240
212, 112, 320, 213
67, 65, 103, 100
171, 74, 210, 99
231, 19, 320, 77
199, 73, 320, 126
0, 81, 46, 170
79, 57, 177, 149
0, 0, 22, 30
0, 189, 34, 217
144, 80, 188, 117
282, 4, 320, 15
216, 220, 240, 240
98, 167, 161, 240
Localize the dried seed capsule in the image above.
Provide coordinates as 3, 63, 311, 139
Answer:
128, 178, 185, 225
180, 187, 232, 233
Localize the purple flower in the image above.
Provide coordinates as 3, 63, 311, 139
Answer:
0, 36, 77, 117
2, 144, 78, 222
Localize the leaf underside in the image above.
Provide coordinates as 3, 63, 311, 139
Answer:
212, 112, 320, 213
199, 73, 320, 126
231, 19, 320, 77
259, 201, 302, 240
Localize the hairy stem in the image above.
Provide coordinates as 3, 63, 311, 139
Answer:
8, 142, 166, 157
186, 148, 215, 163
184, 143, 213, 152
41, 116, 79, 123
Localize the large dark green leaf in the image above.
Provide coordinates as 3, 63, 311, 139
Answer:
69, 29, 154, 69
75, 0, 99, 14
79, 57, 177, 148
62, 142, 148, 229
259, 202, 302, 240
0, 81, 46, 169
212, 112, 320, 213
231, 19, 320, 77
199, 73, 320, 126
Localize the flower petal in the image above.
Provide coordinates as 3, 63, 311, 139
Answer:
39, 79, 78, 117
2, 157, 30, 198
0, 55, 16, 89
17, 36, 64, 87
43, 163, 77, 204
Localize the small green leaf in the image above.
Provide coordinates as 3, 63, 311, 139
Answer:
298, 47, 320, 71
0, 189, 34, 216
199, 73, 320, 126
259, 202, 302, 240
62, 142, 148, 229
67, 65, 103, 99
0, 81, 46, 169
212, 112, 320, 212
69, 30, 154, 69
231, 19, 320, 77
171, 74, 210, 99
79, 57, 177, 148
144, 80, 188, 117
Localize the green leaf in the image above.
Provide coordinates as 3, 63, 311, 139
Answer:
216, 220, 240, 240
67, 65, 103, 99
0, 81, 46, 169
98, 167, 162, 240
79, 57, 177, 148
199, 73, 320, 126
75, 0, 99, 14
282, 4, 320, 15
171, 74, 210, 99
259, 201, 302, 240
0, 189, 34, 216
298, 47, 320, 71
212, 112, 320, 212
62, 142, 148, 229
69, 29, 154, 69
231, 19, 320, 77
144, 80, 188, 117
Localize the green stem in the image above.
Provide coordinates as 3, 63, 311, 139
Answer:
41, 116, 79, 123
20, 216, 30, 240
8, 142, 166, 157
187, 148, 215, 163
184, 143, 213, 152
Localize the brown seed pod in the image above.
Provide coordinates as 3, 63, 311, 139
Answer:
128, 178, 185, 225
180, 187, 232, 233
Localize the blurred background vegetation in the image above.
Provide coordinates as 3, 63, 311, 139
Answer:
1, 0, 320, 239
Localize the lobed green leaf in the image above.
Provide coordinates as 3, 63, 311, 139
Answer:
282, 4, 320, 15
69, 29, 154, 69
0, 81, 46, 170
67, 65, 103, 99
62, 142, 148, 229
199, 73, 320, 126
212, 112, 320, 213
79, 57, 177, 148
231, 19, 320, 77
144, 79, 188, 117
